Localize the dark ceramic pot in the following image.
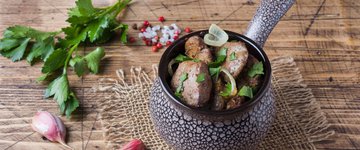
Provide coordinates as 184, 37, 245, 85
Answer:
149, 1, 295, 149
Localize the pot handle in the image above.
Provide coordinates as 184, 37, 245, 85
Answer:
244, 0, 295, 48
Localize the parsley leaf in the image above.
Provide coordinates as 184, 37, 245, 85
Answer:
175, 54, 193, 62
196, 73, 206, 83
71, 56, 87, 77
230, 52, 236, 61
26, 37, 55, 64
238, 86, 253, 98
208, 47, 227, 67
0, 25, 58, 63
0, 38, 23, 51
64, 92, 80, 117
114, 24, 129, 44
175, 73, 188, 98
220, 83, 232, 97
44, 75, 69, 107
0, 38, 30, 62
248, 62, 264, 77
76, 0, 96, 16
209, 66, 221, 79
86, 16, 111, 42
84, 47, 105, 74
42, 49, 68, 73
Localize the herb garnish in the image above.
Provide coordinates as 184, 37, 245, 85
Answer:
175, 54, 193, 62
0, 0, 131, 117
208, 47, 227, 67
230, 52, 236, 61
175, 54, 200, 63
238, 86, 253, 99
248, 62, 264, 78
196, 73, 205, 83
209, 66, 221, 79
175, 73, 188, 98
220, 83, 232, 97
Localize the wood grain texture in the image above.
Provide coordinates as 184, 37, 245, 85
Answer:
0, 0, 359, 149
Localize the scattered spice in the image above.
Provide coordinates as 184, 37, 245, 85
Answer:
145, 40, 152, 46
156, 43, 163, 49
152, 46, 158, 52
128, 37, 136, 43
328, 77, 333, 82
158, 16, 165, 22
143, 20, 150, 27
136, 19, 183, 52
185, 27, 192, 33
131, 23, 138, 30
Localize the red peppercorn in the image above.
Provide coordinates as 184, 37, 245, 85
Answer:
143, 20, 150, 27
145, 40, 152, 46
158, 16, 165, 22
173, 35, 179, 40
152, 42, 157, 46
128, 37, 136, 43
185, 27, 191, 33
174, 30, 180, 35
140, 28, 146, 33
156, 43, 163, 49
166, 41, 172, 46
152, 46, 158, 52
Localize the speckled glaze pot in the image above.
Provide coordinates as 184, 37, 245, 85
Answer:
149, 1, 295, 149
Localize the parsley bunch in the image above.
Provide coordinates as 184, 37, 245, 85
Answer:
0, 0, 131, 117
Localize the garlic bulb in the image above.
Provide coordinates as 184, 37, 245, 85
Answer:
31, 111, 72, 149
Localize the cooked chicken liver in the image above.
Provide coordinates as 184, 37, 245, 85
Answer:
171, 61, 212, 107
185, 36, 213, 64
220, 41, 249, 78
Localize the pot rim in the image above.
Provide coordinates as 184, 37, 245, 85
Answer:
158, 30, 272, 116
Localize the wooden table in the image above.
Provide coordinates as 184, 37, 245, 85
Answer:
0, 0, 359, 149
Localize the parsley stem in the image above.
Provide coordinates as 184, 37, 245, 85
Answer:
97, 1, 120, 18
63, 43, 79, 74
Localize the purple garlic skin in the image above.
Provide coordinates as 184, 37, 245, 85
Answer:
31, 111, 71, 149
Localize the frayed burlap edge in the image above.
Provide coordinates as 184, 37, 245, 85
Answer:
93, 56, 334, 150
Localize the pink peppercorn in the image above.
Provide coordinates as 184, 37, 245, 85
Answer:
152, 46, 158, 52
128, 37, 136, 43
166, 41, 172, 46
185, 27, 191, 33
156, 43, 163, 49
143, 20, 150, 27
158, 16, 165, 22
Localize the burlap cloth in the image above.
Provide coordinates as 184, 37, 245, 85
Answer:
94, 56, 334, 150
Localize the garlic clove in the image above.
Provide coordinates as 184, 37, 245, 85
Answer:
120, 139, 145, 150
31, 111, 73, 149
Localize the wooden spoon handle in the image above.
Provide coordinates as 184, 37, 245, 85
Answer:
245, 0, 295, 48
